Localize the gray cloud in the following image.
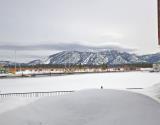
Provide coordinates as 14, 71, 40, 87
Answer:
0, 0, 158, 63
0, 42, 135, 52
0, 0, 158, 55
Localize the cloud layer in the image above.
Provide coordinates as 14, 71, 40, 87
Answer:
0, 42, 135, 52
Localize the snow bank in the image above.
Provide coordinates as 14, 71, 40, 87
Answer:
0, 72, 160, 93
139, 83, 160, 100
0, 89, 160, 125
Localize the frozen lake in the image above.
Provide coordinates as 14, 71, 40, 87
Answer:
0, 72, 160, 93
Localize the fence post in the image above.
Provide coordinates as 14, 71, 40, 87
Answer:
0, 91, 74, 98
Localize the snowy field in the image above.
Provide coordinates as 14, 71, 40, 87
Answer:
0, 71, 160, 93
1, 89, 160, 125
0, 72, 160, 125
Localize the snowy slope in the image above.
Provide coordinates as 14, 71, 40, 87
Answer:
140, 53, 160, 63
112, 55, 128, 65
0, 89, 160, 125
140, 83, 160, 99
29, 50, 147, 65
1, 51, 160, 66
27, 59, 44, 65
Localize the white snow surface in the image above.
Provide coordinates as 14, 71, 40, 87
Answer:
0, 72, 160, 93
0, 97, 38, 114
138, 83, 160, 100
0, 89, 160, 125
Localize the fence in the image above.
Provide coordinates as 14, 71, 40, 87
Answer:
0, 91, 74, 98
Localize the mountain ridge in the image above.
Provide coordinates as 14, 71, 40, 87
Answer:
0, 50, 160, 66
28, 50, 160, 65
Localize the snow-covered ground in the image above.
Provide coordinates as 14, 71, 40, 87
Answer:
0, 89, 160, 125
0, 72, 160, 124
0, 72, 160, 93
0, 97, 38, 114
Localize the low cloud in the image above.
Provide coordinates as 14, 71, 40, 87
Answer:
0, 42, 135, 52
0, 42, 137, 62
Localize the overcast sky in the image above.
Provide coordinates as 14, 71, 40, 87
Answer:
0, 0, 159, 62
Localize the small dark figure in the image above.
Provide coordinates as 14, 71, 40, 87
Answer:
101, 86, 103, 89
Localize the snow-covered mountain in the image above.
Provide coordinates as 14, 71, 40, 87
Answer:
0, 61, 25, 66
140, 53, 160, 64
28, 50, 160, 65
27, 59, 44, 66
1, 50, 160, 66
0, 61, 14, 66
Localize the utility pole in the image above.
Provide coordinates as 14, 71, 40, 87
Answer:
64, 52, 67, 73
14, 50, 17, 74
158, 0, 160, 45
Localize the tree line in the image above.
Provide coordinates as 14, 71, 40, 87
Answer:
5, 63, 152, 69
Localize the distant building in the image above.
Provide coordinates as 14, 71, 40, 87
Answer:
153, 63, 160, 72
0, 65, 8, 74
